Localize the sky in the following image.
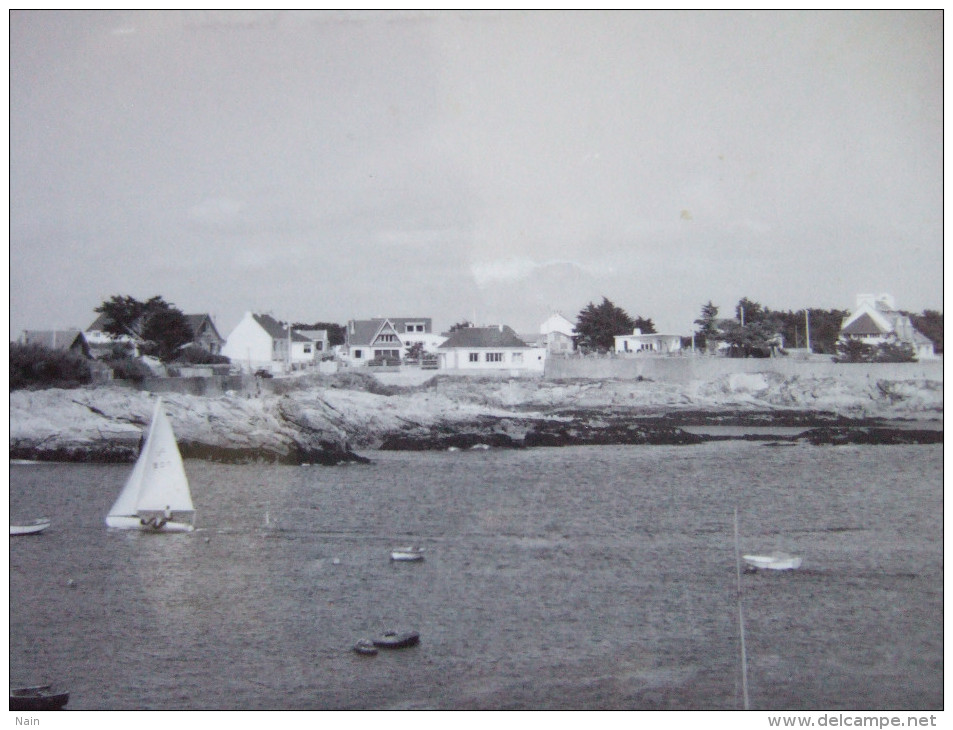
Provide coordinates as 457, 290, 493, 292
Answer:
9, 10, 944, 339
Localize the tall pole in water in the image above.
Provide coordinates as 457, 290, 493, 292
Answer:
734, 508, 751, 710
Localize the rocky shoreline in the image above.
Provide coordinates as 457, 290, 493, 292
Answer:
9, 371, 943, 464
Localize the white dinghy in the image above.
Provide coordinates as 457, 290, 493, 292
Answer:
10, 518, 51, 536
742, 553, 802, 571
106, 397, 195, 532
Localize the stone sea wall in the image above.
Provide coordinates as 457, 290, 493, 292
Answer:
544, 354, 943, 383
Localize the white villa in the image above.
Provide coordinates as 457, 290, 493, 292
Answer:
839, 294, 936, 360
222, 312, 329, 373
614, 328, 683, 355
438, 324, 546, 373
343, 317, 439, 365
539, 313, 577, 354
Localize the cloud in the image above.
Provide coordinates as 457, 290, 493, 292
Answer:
187, 197, 246, 230
470, 258, 615, 288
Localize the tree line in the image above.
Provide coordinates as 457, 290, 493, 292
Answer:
572, 296, 942, 359
11, 292, 943, 390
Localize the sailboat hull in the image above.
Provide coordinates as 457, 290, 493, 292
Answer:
106, 514, 195, 532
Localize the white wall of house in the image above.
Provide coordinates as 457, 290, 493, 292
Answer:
614, 329, 683, 354
540, 313, 575, 336
401, 332, 447, 353
439, 347, 547, 372
290, 340, 316, 366
540, 314, 576, 353
85, 330, 140, 358
222, 312, 277, 372
292, 330, 330, 365
544, 330, 575, 353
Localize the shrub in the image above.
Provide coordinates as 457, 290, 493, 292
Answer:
10, 342, 92, 390
105, 356, 153, 383
835, 338, 917, 363
174, 345, 231, 365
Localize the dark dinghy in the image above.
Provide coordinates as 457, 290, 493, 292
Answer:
372, 631, 420, 649
10, 685, 69, 711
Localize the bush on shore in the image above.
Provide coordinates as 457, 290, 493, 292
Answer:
834, 339, 917, 363
10, 342, 92, 390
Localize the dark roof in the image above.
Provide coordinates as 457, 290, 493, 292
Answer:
87, 313, 110, 332
89, 311, 221, 343
252, 313, 313, 343
841, 312, 889, 336
21, 330, 88, 352
294, 329, 328, 341
438, 325, 529, 349
184, 314, 224, 342
347, 318, 432, 346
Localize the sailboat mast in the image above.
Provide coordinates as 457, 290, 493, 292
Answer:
734, 508, 751, 710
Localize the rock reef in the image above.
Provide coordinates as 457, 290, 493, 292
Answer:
8, 370, 943, 464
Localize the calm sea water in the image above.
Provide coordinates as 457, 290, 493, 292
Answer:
9, 443, 943, 710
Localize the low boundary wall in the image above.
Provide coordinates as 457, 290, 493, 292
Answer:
544, 355, 943, 384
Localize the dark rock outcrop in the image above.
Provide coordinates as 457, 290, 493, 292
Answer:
801, 427, 943, 446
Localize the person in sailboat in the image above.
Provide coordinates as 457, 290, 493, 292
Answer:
140, 505, 172, 529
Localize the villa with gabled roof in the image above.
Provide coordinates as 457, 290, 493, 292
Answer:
437, 324, 546, 372
86, 310, 225, 358
222, 312, 328, 373
539, 312, 577, 354
20, 329, 91, 358
344, 317, 435, 365
183, 314, 225, 355
839, 294, 936, 360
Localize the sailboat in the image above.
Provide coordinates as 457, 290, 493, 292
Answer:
106, 397, 195, 532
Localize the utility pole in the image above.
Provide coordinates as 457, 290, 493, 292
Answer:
805, 309, 812, 354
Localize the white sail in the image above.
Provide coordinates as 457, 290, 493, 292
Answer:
106, 398, 195, 532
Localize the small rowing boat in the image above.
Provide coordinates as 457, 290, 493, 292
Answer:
10, 685, 69, 710
10, 518, 51, 536
390, 546, 424, 562
742, 553, 802, 571
352, 639, 378, 656
372, 630, 420, 649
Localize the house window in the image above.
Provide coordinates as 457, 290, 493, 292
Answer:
354, 349, 363, 359
316, 342, 323, 351
304, 344, 312, 354
512, 352, 523, 363
486, 352, 503, 362
469, 352, 480, 362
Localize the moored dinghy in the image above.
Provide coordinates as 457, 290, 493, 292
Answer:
372, 630, 420, 649
10, 518, 51, 536
105, 397, 195, 533
390, 546, 424, 562
742, 553, 802, 571
10, 685, 69, 710
352, 639, 378, 656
